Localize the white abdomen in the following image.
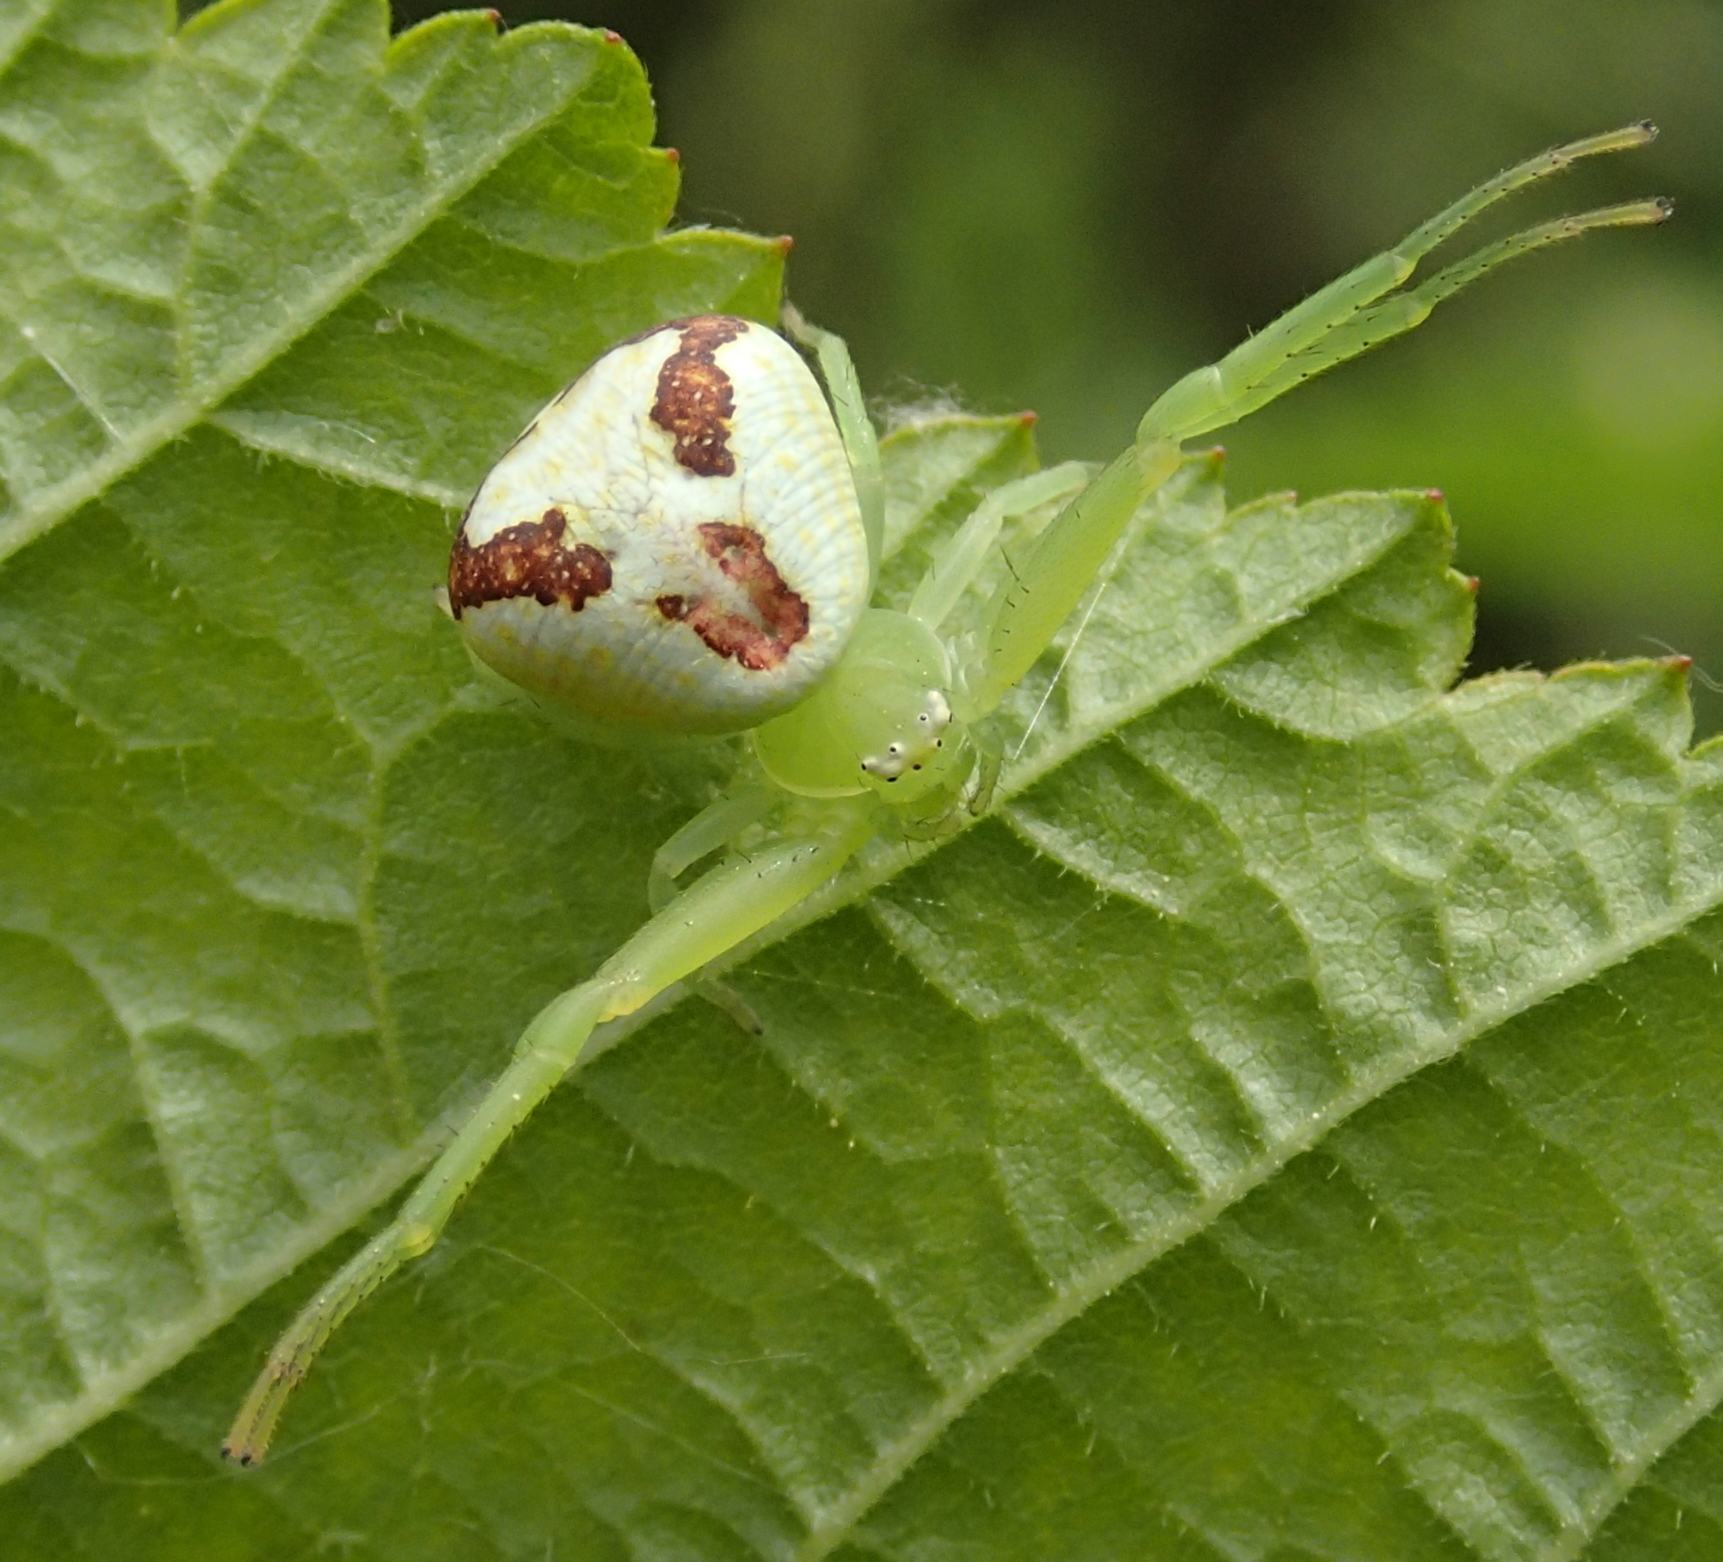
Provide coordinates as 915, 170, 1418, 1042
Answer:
451, 316, 869, 735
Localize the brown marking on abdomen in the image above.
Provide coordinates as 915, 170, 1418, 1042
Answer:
650, 315, 746, 477
449, 507, 612, 619
656, 522, 809, 671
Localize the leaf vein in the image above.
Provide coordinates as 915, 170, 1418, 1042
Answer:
793, 881, 1723, 1560
0, 25, 589, 563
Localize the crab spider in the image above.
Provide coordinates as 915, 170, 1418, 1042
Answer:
224, 123, 1668, 1464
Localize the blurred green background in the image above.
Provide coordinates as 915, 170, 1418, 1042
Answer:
209, 0, 1723, 729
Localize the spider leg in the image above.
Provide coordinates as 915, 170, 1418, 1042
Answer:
965, 726, 1003, 817
1140, 122, 1665, 443
955, 123, 1666, 723
648, 784, 777, 911
1211, 198, 1671, 424
650, 783, 779, 1034
223, 806, 872, 1466
908, 461, 1093, 632
955, 439, 1185, 721
782, 302, 884, 582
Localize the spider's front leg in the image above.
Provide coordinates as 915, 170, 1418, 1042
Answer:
647, 783, 779, 912
909, 462, 1094, 633
957, 438, 1185, 719
223, 803, 872, 1466
1140, 121, 1667, 443
957, 121, 1668, 722
649, 782, 782, 1034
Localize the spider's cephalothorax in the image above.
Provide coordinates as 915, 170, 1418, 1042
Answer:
228, 125, 1669, 1466
450, 315, 871, 736
753, 608, 973, 803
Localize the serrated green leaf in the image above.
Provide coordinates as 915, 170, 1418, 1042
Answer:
5, 4, 1723, 1560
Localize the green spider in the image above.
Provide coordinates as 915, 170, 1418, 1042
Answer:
224, 122, 1667, 1464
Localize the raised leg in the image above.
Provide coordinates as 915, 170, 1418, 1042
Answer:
908, 461, 1093, 632
223, 805, 873, 1466
959, 123, 1667, 722
1140, 121, 1667, 443
1228, 198, 1672, 420
956, 440, 1185, 720
782, 302, 885, 582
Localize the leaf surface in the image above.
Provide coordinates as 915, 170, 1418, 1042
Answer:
4, 5, 1723, 1560
0, 0, 782, 1482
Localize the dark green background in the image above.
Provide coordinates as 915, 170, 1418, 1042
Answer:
195, 0, 1723, 727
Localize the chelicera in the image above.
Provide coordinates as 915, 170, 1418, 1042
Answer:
225, 124, 1668, 1464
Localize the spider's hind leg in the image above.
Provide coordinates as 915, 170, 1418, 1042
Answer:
782, 302, 884, 582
